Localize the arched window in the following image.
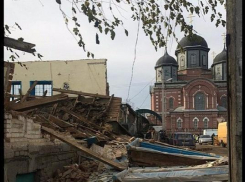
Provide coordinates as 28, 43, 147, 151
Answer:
194, 92, 205, 110
203, 118, 209, 128
177, 118, 182, 129
193, 117, 199, 129
169, 98, 174, 109
221, 96, 227, 108
191, 54, 196, 65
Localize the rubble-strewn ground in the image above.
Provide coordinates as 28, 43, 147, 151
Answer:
196, 144, 228, 156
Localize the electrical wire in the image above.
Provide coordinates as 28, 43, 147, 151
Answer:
139, 93, 150, 108
126, 11, 140, 102
129, 77, 155, 101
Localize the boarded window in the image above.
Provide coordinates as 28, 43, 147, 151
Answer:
194, 92, 205, 110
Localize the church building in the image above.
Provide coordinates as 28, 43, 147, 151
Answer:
150, 34, 227, 134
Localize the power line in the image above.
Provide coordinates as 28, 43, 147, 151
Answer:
139, 93, 150, 108
129, 77, 155, 101
126, 11, 140, 102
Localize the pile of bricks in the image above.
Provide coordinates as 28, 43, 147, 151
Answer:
48, 161, 99, 182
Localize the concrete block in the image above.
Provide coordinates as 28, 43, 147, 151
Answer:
12, 123, 24, 129
12, 118, 23, 125
12, 142, 28, 151
29, 144, 40, 153
4, 119, 12, 124
4, 147, 14, 159
11, 133, 21, 138
18, 115, 25, 121
4, 123, 11, 129
9, 138, 28, 143
11, 128, 24, 133
14, 151, 20, 157
4, 128, 12, 133
5, 133, 12, 138
4, 114, 9, 119
19, 150, 28, 156
26, 118, 34, 123
4, 113, 12, 119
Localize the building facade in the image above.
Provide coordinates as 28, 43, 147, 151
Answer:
150, 34, 227, 134
10, 59, 109, 99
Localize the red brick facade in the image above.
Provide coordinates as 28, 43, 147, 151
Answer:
150, 68, 227, 135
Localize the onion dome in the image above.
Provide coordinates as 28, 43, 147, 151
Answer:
213, 45, 227, 64
177, 34, 208, 49
155, 50, 178, 68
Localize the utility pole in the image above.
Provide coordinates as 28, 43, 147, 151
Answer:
226, 0, 242, 181
161, 69, 165, 131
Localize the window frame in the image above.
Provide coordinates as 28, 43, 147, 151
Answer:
10, 81, 22, 101
194, 92, 205, 110
203, 119, 208, 128
190, 54, 196, 65
177, 118, 182, 129
30, 81, 53, 96
193, 119, 198, 129
169, 97, 174, 109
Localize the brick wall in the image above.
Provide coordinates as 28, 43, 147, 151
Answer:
4, 113, 80, 182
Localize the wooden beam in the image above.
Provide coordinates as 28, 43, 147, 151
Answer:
43, 90, 47, 97
20, 81, 38, 103
41, 126, 126, 171
53, 88, 111, 99
60, 107, 104, 132
8, 94, 68, 111
36, 115, 63, 131
92, 94, 114, 121
19, 89, 23, 100
48, 114, 74, 128
4, 37, 36, 53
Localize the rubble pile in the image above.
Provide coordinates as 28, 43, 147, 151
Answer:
48, 161, 99, 182
6, 88, 131, 143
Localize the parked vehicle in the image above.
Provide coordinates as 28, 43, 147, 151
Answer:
203, 129, 217, 136
218, 122, 227, 147
168, 132, 196, 149
198, 135, 212, 145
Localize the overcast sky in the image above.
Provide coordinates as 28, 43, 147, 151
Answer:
4, 0, 226, 110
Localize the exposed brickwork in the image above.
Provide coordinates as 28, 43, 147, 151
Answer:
4, 113, 80, 182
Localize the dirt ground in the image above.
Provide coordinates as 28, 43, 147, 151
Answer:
196, 143, 228, 157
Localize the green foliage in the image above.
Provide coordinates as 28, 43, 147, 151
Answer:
6, 0, 226, 60
59, 0, 225, 57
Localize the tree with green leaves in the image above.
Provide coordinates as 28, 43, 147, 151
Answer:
4, 0, 226, 60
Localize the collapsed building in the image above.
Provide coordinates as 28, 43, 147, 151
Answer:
4, 61, 229, 182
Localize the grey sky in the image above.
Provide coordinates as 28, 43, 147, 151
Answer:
4, 0, 226, 110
